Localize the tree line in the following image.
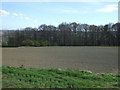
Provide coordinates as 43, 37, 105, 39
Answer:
2, 22, 120, 47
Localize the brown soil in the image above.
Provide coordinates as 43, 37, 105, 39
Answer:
2, 46, 118, 73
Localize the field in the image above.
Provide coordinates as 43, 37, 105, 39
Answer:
2, 66, 119, 88
2, 46, 119, 88
2, 46, 118, 73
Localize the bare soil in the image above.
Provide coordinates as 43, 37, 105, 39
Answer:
2, 46, 118, 73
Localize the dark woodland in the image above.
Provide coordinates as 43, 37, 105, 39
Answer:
1, 22, 120, 47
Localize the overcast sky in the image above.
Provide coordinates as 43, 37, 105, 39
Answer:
0, 2, 118, 30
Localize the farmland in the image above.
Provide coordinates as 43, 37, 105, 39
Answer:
2, 46, 118, 73
2, 46, 119, 88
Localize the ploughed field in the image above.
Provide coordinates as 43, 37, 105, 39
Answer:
2, 46, 118, 73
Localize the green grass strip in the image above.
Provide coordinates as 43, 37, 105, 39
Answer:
2, 66, 120, 88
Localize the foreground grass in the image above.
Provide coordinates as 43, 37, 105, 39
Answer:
2, 66, 119, 88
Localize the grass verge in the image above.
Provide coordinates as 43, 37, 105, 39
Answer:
2, 66, 120, 88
